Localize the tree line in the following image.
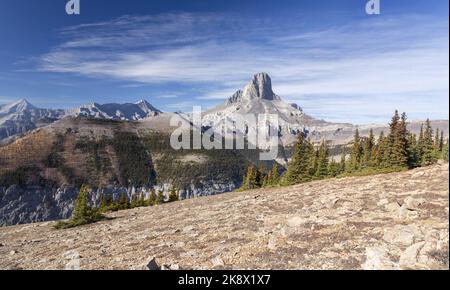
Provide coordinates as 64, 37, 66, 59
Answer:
55, 186, 180, 229
240, 111, 449, 190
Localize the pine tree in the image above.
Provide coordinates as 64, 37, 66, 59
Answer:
148, 190, 157, 206
339, 147, 346, 174
282, 133, 312, 185
138, 192, 146, 207
371, 132, 384, 168
269, 164, 280, 186
315, 140, 329, 178
308, 142, 319, 177
72, 185, 93, 222
156, 190, 165, 205
55, 185, 103, 229
348, 128, 363, 172
417, 124, 424, 162
98, 193, 107, 213
434, 128, 440, 152
390, 112, 409, 168
439, 131, 445, 152
168, 186, 179, 202
362, 129, 375, 168
443, 139, 449, 162
421, 119, 436, 166
255, 165, 265, 188
388, 110, 400, 145
118, 192, 130, 210
327, 159, 340, 177
407, 133, 419, 168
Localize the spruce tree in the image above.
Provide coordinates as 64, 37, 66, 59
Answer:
362, 129, 375, 168
421, 119, 436, 166
98, 193, 107, 213
269, 164, 280, 186
72, 185, 93, 222
349, 128, 363, 171
138, 192, 146, 207
434, 128, 440, 153
390, 112, 409, 168
168, 187, 179, 202
156, 190, 165, 205
55, 185, 103, 229
443, 139, 449, 162
282, 133, 312, 185
315, 140, 329, 178
439, 131, 445, 152
307, 140, 318, 177
417, 124, 424, 162
407, 133, 419, 168
327, 159, 340, 177
339, 147, 346, 174
118, 192, 130, 210
148, 190, 157, 206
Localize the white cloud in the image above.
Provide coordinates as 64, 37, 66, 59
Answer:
33, 12, 449, 122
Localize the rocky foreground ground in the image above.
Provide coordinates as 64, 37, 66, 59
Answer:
0, 164, 448, 270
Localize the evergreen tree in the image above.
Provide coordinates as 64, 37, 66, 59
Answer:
98, 193, 107, 213
148, 190, 157, 206
387, 110, 400, 150
118, 192, 130, 210
72, 185, 93, 222
308, 143, 319, 177
241, 165, 260, 190
315, 140, 329, 178
362, 129, 375, 168
269, 164, 280, 186
417, 124, 424, 162
339, 147, 346, 174
156, 190, 165, 205
407, 133, 419, 168
443, 139, 449, 162
168, 187, 179, 202
348, 128, 363, 171
421, 119, 436, 166
327, 159, 340, 177
138, 192, 146, 207
282, 133, 312, 185
130, 195, 139, 208
390, 112, 409, 168
55, 185, 103, 229
255, 165, 265, 188
439, 131, 445, 152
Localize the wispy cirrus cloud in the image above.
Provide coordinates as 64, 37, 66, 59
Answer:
33, 12, 449, 122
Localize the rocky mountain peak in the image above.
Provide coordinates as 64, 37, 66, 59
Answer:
242, 72, 280, 101
227, 73, 281, 105
0, 98, 37, 115
136, 99, 162, 114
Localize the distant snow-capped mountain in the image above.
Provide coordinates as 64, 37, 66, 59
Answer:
0, 99, 65, 141
0, 99, 163, 141
70, 100, 162, 121
202, 72, 356, 145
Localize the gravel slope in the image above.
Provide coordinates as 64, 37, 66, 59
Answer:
0, 164, 448, 270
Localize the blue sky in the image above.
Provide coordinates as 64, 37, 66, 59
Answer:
0, 0, 448, 124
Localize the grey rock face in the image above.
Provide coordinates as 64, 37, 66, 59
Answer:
0, 179, 240, 227
227, 73, 281, 104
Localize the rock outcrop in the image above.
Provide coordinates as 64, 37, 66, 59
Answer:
0, 164, 447, 270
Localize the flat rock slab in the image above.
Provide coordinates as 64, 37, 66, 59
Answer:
0, 164, 448, 270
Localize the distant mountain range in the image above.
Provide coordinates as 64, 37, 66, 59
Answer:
1, 73, 448, 145
0, 99, 161, 142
